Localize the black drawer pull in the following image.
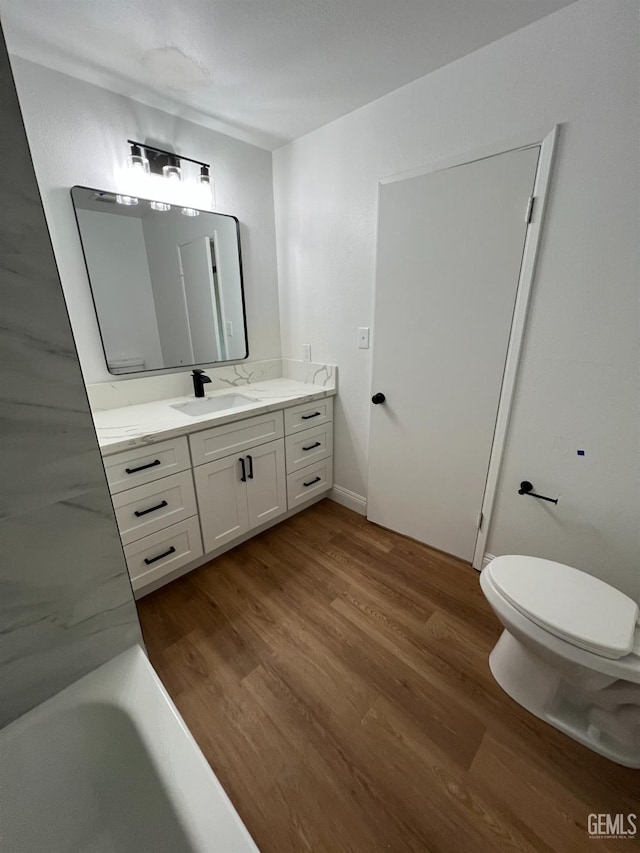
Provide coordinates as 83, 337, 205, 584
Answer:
301, 411, 321, 420
239, 457, 247, 482
303, 476, 322, 487
247, 454, 254, 479
144, 546, 176, 566
302, 441, 322, 451
134, 499, 168, 517
125, 459, 161, 474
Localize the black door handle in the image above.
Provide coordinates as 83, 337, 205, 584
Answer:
518, 480, 558, 504
246, 454, 254, 479
239, 457, 247, 482
302, 441, 322, 451
303, 476, 321, 487
371, 393, 386, 405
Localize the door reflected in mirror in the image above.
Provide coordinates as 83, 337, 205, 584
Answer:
71, 186, 248, 375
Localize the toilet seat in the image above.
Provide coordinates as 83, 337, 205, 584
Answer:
486, 556, 639, 660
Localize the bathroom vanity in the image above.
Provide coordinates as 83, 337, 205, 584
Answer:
94, 375, 336, 595
72, 182, 337, 596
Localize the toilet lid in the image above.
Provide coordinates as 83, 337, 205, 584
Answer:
487, 556, 639, 659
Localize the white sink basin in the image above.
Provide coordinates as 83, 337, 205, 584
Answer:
171, 394, 257, 417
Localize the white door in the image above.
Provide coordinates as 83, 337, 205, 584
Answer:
245, 439, 287, 529
368, 146, 540, 561
178, 237, 223, 363
194, 454, 250, 552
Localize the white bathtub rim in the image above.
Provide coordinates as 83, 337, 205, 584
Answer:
0, 644, 259, 853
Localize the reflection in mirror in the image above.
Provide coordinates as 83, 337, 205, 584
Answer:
71, 186, 248, 375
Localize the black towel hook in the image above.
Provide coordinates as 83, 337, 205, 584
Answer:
518, 480, 558, 505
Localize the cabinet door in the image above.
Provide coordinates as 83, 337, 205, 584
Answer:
246, 439, 287, 530
194, 455, 250, 552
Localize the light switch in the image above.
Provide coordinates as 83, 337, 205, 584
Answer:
225, 320, 234, 336
303, 344, 312, 362
358, 327, 370, 349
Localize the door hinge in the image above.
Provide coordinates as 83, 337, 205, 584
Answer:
525, 195, 535, 224
477, 511, 484, 531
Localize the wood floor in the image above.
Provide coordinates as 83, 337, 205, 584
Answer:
137, 500, 638, 853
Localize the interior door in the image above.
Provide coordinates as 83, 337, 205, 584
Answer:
246, 439, 287, 529
368, 146, 540, 561
178, 237, 223, 363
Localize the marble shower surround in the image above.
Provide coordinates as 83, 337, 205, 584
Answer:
0, 30, 142, 726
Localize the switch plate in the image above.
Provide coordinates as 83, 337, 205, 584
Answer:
358, 327, 370, 349
225, 320, 233, 336
302, 344, 311, 362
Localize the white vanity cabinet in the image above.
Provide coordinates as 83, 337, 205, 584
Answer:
103, 395, 334, 594
194, 437, 287, 551
105, 436, 204, 591
192, 401, 333, 553
283, 399, 333, 508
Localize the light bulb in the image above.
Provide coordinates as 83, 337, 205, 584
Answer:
181, 207, 199, 217
116, 194, 138, 205
163, 156, 182, 182
127, 144, 149, 173
199, 165, 210, 185
150, 201, 171, 211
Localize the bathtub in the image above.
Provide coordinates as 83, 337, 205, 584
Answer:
0, 645, 259, 852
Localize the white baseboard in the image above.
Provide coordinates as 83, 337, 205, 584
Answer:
328, 485, 367, 516
481, 552, 496, 571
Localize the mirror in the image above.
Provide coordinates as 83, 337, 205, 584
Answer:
71, 186, 248, 374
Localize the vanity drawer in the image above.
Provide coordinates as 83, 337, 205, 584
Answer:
284, 397, 333, 434
285, 422, 333, 473
123, 516, 203, 592
286, 457, 333, 510
103, 437, 190, 494
113, 469, 198, 545
190, 411, 284, 467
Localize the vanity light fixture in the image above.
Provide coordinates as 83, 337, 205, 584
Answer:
150, 201, 171, 211
116, 194, 138, 205
126, 140, 210, 189
181, 207, 200, 217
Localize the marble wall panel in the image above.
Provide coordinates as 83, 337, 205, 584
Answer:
0, 26, 142, 727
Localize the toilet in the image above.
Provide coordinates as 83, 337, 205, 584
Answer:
480, 555, 640, 767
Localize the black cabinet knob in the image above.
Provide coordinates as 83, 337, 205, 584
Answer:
371, 393, 386, 405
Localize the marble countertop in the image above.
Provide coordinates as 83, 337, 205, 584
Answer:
93, 378, 337, 456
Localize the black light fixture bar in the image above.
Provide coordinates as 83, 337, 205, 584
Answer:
127, 139, 209, 170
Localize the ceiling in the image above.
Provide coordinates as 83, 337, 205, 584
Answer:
0, 0, 575, 150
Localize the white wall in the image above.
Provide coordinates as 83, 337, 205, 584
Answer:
273, 0, 640, 598
9, 56, 281, 383
76, 209, 163, 369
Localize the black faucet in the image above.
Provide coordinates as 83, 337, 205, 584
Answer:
192, 369, 211, 398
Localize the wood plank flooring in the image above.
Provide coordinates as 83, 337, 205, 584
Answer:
137, 500, 639, 853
